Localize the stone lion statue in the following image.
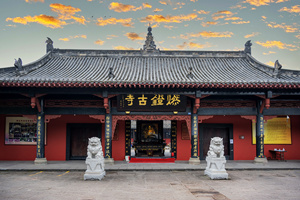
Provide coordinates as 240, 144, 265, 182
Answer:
87, 137, 103, 159
207, 137, 224, 158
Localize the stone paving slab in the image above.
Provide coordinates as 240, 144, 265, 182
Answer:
0, 160, 300, 171
1, 170, 300, 200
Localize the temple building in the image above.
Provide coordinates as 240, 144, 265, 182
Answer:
0, 27, 299, 164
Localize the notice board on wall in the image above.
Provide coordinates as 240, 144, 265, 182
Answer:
252, 117, 291, 144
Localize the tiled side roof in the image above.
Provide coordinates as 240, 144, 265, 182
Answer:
0, 49, 299, 89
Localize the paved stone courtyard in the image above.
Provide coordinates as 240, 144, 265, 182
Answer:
1, 170, 300, 200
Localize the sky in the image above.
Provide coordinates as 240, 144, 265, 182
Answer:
0, 0, 299, 70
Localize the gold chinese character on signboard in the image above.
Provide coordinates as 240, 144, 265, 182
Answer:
125, 94, 135, 106
151, 94, 164, 106
138, 94, 148, 106
166, 95, 180, 106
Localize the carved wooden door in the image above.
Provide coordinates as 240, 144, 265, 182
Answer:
199, 124, 233, 160
66, 124, 101, 160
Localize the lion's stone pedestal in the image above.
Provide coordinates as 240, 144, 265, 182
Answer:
204, 137, 228, 180
84, 158, 106, 181
204, 157, 228, 179
84, 137, 105, 181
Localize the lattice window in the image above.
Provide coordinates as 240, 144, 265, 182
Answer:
45, 100, 103, 107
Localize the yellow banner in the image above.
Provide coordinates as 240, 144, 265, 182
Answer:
252, 117, 291, 144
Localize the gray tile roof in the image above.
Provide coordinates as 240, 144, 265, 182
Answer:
0, 49, 299, 89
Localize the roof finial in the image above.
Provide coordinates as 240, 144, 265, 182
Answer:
143, 24, 158, 52
244, 40, 252, 55
273, 60, 282, 78
46, 37, 54, 53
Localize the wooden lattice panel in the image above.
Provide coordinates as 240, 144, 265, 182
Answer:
45, 100, 103, 107
201, 100, 256, 108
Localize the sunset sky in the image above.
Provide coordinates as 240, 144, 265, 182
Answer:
1, 0, 299, 70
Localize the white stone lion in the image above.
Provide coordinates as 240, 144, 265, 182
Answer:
207, 137, 224, 158
87, 137, 103, 159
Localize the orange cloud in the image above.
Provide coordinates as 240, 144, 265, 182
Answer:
232, 21, 250, 24
50, 3, 86, 25
196, 10, 210, 14
276, 0, 290, 3
140, 13, 197, 23
243, 0, 274, 7
95, 40, 105, 45
201, 21, 218, 27
143, 3, 152, 8
164, 25, 175, 30
231, 4, 247, 9
159, 1, 168, 5
59, 34, 87, 41
109, 2, 151, 12
266, 61, 275, 66
6, 3, 86, 28
213, 10, 234, 15
212, 10, 234, 20
59, 38, 69, 41
225, 17, 242, 21
25, 0, 44, 2
107, 34, 119, 39
256, 40, 298, 51
181, 31, 234, 39
125, 32, 144, 40
6, 14, 66, 28
279, 5, 300, 14
96, 17, 133, 27
263, 51, 276, 55
267, 22, 298, 33
113, 46, 135, 50
154, 8, 163, 12
244, 32, 260, 38
109, 2, 140, 12
176, 42, 211, 49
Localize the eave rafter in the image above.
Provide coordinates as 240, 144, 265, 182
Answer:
1, 82, 299, 89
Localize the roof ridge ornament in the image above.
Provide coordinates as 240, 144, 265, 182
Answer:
14, 58, 27, 76
108, 67, 115, 78
46, 37, 54, 53
244, 40, 252, 55
187, 66, 194, 78
142, 24, 159, 53
273, 60, 282, 78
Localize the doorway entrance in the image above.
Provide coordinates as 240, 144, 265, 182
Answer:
133, 120, 166, 157
66, 123, 102, 160
199, 124, 233, 160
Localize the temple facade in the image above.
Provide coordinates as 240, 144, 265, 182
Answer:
0, 27, 299, 164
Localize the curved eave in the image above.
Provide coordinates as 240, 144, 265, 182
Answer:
1, 81, 299, 89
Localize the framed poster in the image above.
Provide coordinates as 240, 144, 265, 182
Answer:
252, 117, 291, 144
5, 117, 46, 145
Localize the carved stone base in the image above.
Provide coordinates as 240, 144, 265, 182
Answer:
84, 158, 105, 181
84, 171, 106, 181
254, 157, 268, 163
189, 157, 200, 165
34, 157, 47, 165
104, 158, 115, 165
204, 157, 228, 180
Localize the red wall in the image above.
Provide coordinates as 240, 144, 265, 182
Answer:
112, 120, 125, 161
263, 116, 300, 160
202, 115, 300, 160
1, 114, 299, 161
0, 115, 103, 161
0, 115, 37, 160
176, 120, 191, 160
